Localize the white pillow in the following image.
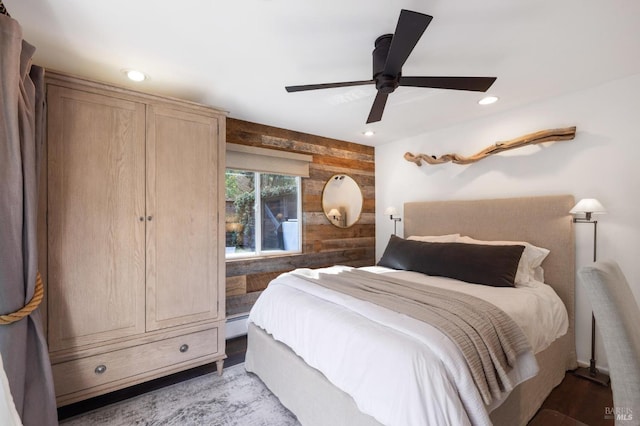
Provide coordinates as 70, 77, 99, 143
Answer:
407, 234, 460, 243
533, 266, 545, 283
456, 236, 550, 286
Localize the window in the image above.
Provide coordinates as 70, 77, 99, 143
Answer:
225, 169, 302, 258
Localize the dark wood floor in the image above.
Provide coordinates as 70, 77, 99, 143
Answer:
59, 335, 613, 426
532, 370, 614, 426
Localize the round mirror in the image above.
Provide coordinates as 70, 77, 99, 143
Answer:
322, 174, 363, 228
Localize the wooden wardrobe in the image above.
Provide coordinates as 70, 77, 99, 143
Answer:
41, 71, 226, 406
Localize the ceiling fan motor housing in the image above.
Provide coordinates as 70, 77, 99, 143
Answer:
373, 34, 399, 94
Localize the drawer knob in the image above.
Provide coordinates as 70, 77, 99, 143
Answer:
179, 344, 189, 353
94, 364, 107, 375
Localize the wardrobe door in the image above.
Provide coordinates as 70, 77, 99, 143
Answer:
145, 104, 222, 331
47, 86, 146, 352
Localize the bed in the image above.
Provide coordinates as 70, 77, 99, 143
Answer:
245, 195, 577, 426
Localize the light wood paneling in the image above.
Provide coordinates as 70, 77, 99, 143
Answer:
146, 105, 223, 331
44, 71, 227, 406
52, 327, 219, 405
47, 86, 147, 352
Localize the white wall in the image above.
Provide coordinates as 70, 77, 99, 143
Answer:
375, 72, 640, 372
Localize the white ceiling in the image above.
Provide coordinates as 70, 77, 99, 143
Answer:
6, 0, 640, 146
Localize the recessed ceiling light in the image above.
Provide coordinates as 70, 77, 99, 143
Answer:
363, 130, 375, 137
123, 69, 147, 82
478, 95, 498, 105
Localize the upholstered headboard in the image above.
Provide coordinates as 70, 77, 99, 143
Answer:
404, 195, 576, 367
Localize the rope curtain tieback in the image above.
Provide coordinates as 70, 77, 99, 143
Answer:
0, 271, 44, 325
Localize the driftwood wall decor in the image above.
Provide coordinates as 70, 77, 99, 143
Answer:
404, 126, 576, 166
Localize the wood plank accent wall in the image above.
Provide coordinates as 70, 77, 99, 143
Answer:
225, 118, 375, 316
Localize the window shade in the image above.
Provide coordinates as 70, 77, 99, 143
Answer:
226, 143, 312, 177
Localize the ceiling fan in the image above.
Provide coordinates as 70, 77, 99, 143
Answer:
285, 9, 497, 124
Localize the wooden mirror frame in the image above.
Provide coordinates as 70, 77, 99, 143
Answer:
321, 174, 363, 228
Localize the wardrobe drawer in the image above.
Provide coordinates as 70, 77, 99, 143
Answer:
52, 327, 218, 397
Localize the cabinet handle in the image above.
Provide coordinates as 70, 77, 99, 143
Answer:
179, 344, 189, 353
94, 364, 107, 375
139, 217, 144, 222
147, 216, 153, 221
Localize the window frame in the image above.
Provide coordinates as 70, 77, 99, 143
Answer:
225, 169, 303, 260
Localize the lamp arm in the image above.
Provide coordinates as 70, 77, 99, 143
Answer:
389, 216, 402, 235
593, 220, 597, 262
573, 217, 598, 261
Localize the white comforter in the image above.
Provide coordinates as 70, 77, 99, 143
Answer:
248, 266, 568, 426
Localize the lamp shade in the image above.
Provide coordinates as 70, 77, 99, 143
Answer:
570, 198, 606, 215
384, 206, 398, 216
327, 208, 341, 218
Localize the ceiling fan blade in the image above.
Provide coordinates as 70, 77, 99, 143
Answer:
366, 92, 389, 124
285, 79, 374, 92
399, 76, 496, 92
384, 10, 433, 77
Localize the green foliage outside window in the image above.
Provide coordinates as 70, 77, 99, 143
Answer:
226, 170, 298, 252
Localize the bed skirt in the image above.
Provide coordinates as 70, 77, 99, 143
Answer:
245, 323, 573, 426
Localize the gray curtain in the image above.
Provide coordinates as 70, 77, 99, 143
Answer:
0, 12, 58, 426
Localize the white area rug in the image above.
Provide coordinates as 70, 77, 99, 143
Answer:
60, 363, 300, 425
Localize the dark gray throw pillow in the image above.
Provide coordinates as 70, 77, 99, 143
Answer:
377, 235, 525, 287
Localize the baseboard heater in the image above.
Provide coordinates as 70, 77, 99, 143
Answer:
226, 313, 249, 339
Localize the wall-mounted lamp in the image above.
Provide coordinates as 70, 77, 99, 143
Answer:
571, 198, 606, 221
384, 206, 402, 235
570, 198, 606, 261
327, 208, 342, 221
570, 198, 609, 386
